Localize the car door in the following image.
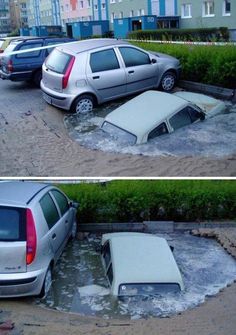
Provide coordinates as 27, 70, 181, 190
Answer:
39, 192, 65, 260
86, 47, 126, 101
50, 189, 74, 238
118, 46, 158, 93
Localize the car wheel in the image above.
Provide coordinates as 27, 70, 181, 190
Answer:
39, 266, 52, 298
33, 70, 42, 87
73, 94, 95, 114
160, 71, 176, 92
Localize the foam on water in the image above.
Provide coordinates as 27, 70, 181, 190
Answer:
39, 233, 236, 319
64, 101, 236, 158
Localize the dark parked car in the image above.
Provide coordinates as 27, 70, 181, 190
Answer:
0, 37, 74, 86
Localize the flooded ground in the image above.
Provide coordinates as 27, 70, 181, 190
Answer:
38, 233, 236, 319
64, 97, 236, 158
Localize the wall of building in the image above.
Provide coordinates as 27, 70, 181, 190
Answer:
0, 0, 11, 34
178, 0, 236, 30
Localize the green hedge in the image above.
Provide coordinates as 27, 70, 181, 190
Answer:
58, 180, 236, 223
128, 27, 229, 42
131, 41, 236, 88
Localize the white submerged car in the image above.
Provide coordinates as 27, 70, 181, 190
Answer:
101, 91, 226, 145
101, 232, 184, 296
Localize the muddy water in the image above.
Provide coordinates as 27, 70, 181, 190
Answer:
64, 97, 236, 158
38, 233, 236, 319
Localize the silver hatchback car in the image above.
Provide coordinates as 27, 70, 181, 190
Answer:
0, 181, 78, 298
41, 38, 181, 114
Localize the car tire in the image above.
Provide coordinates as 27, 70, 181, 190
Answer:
72, 94, 95, 114
159, 71, 176, 92
33, 70, 42, 87
39, 266, 52, 298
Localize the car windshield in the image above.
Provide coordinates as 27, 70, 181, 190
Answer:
119, 283, 181, 296
101, 121, 137, 145
46, 49, 72, 74
0, 207, 25, 241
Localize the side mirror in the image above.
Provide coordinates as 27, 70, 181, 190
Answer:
70, 201, 79, 209
151, 58, 157, 64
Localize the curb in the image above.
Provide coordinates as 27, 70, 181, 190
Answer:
78, 221, 236, 234
178, 80, 236, 101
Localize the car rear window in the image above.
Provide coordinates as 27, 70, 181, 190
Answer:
46, 49, 73, 74
0, 206, 26, 241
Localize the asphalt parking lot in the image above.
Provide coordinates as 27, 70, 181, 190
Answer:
0, 79, 235, 177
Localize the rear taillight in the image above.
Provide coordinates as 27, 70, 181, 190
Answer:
62, 56, 75, 89
26, 209, 37, 265
7, 59, 13, 72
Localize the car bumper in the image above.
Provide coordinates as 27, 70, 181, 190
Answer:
0, 268, 46, 298
41, 81, 75, 111
0, 69, 32, 81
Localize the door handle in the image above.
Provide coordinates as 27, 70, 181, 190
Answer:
52, 233, 56, 240
93, 76, 100, 79
128, 70, 134, 74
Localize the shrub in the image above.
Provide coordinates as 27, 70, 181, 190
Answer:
58, 180, 236, 223
130, 41, 236, 88
128, 27, 229, 42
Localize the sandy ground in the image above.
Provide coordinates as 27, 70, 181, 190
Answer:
0, 80, 235, 177
1, 228, 236, 335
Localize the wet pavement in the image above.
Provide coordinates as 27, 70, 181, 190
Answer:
38, 233, 236, 320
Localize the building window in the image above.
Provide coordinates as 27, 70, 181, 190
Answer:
181, 3, 192, 18
102, 2, 106, 9
202, 1, 215, 17
65, 4, 69, 11
87, 0, 91, 8
119, 11, 123, 18
129, 10, 134, 17
110, 0, 116, 3
223, 0, 231, 16
94, 4, 98, 10
80, 1, 83, 8
111, 12, 115, 23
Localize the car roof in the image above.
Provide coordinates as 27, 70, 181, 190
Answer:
103, 233, 184, 291
104, 91, 188, 140
57, 38, 130, 54
0, 181, 50, 207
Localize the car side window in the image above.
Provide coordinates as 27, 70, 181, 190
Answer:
90, 49, 120, 73
16, 42, 43, 58
148, 123, 168, 141
107, 263, 113, 285
169, 108, 192, 131
102, 242, 111, 268
119, 47, 151, 67
51, 190, 69, 217
187, 106, 204, 122
40, 193, 60, 229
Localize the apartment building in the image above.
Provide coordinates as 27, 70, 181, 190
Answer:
10, 0, 28, 30
179, 0, 236, 39
0, 0, 11, 34
27, 0, 61, 27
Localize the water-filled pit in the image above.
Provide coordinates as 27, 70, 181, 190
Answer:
64, 96, 236, 158
38, 233, 236, 320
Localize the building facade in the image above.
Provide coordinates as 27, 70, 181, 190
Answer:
10, 0, 28, 30
0, 0, 11, 34
178, 0, 236, 38
27, 0, 61, 27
